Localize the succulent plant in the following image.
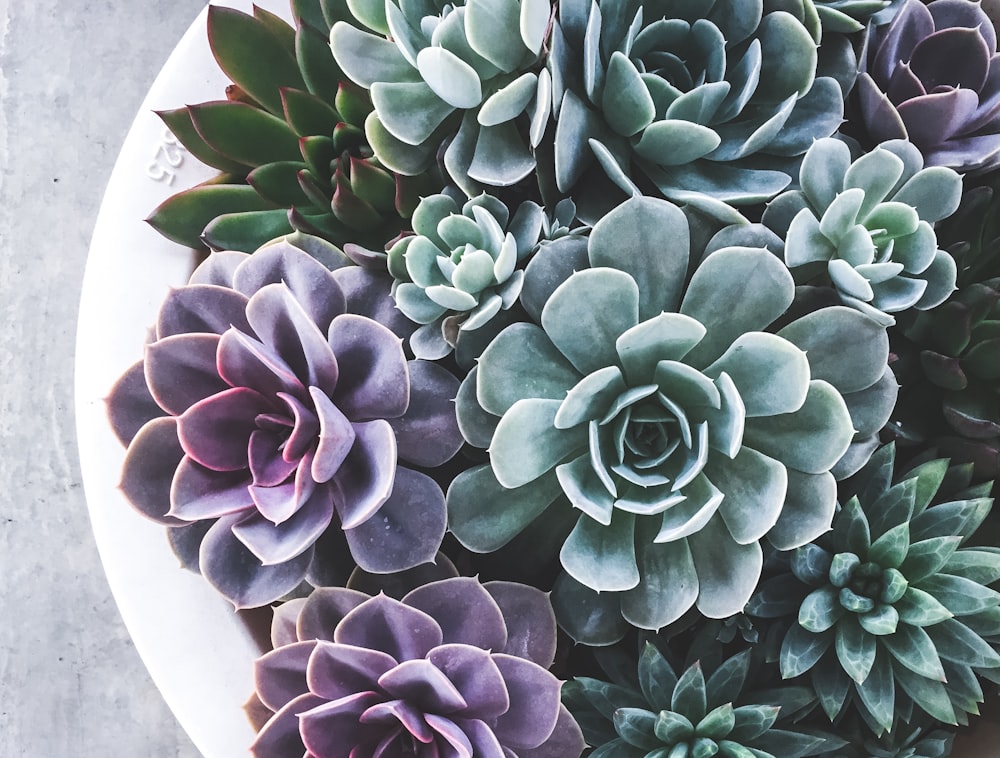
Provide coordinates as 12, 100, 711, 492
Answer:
106, 235, 464, 607
762, 138, 960, 326
448, 195, 896, 644
547, 0, 848, 220
250, 576, 585, 757
147, 2, 441, 253
385, 192, 546, 360
817, 713, 955, 758
847, 0, 1000, 174
329, 0, 551, 197
788, 0, 893, 34
564, 642, 839, 758
748, 444, 1000, 734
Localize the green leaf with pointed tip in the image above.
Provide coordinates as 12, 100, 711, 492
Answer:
943, 548, 1000, 585
638, 641, 677, 710
467, 120, 536, 186
696, 703, 735, 740
466, 0, 527, 72
681, 248, 795, 368
893, 166, 963, 224
895, 586, 953, 627
365, 110, 441, 174
635, 120, 721, 165
891, 661, 956, 726
910, 498, 992, 543
491, 398, 587, 489
477, 322, 580, 416
623, 535, 699, 630
799, 587, 842, 633
799, 137, 850, 211
189, 102, 302, 166
281, 88, 340, 138
918, 574, 1000, 616
689, 514, 764, 618
705, 332, 809, 418
756, 11, 816, 100
780, 624, 831, 678
292, 0, 330, 33
672, 662, 708, 723
836, 619, 876, 682
901, 537, 962, 583
589, 195, 691, 318
347, 0, 389, 34
297, 22, 345, 103
556, 366, 627, 430
882, 624, 947, 681
855, 650, 894, 732
844, 148, 905, 220
248, 161, 311, 207
207, 6, 303, 116
415, 46, 483, 109
614, 708, 661, 750
561, 509, 640, 592
330, 22, 418, 87
729, 705, 779, 744
602, 52, 655, 137
654, 710, 695, 744
202, 209, 294, 253
552, 571, 630, 645
147, 184, 275, 250
706, 446, 787, 546
541, 268, 639, 375
868, 522, 910, 569
394, 282, 447, 323
372, 80, 456, 146
768, 470, 837, 550
704, 650, 750, 711
447, 463, 562, 551
811, 655, 851, 721
478, 72, 537, 126
859, 604, 899, 636
157, 108, 248, 174
927, 617, 1000, 668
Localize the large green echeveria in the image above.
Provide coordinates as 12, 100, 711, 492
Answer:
329, 0, 551, 195
386, 192, 546, 359
748, 444, 1000, 735
548, 0, 848, 220
448, 196, 895, 644
763, 138, 960, 326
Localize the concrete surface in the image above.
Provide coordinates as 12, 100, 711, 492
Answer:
0, 1, 204, 755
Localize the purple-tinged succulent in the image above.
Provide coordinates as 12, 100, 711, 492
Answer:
850, 0, 1000, 173
107, 234, 464, 608
250, 577, 585, 758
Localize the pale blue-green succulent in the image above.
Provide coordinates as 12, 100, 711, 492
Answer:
387, 192, 546, 359
448, 195, 896, 644
763, 138, 960, 326
329, 0, 551, 196
749, 444, 1000, 735
547, 0, 847, 221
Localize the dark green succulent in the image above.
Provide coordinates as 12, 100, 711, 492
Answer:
817, 714, 955, 758
762, 138, 960, 327
449, 195, 895, 645
329, 0, 551, 197
147, 1, 440, 253
547, 0, 848, 221
748, 444, 1000, 734
564, 642, 840, 758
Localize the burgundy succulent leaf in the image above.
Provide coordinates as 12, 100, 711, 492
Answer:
851, 0, 1000, 173
108, 236, 464, 608
251, 578, 584, 758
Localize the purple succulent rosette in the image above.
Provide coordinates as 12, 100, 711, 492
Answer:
107, 235, 463, 608
851, 0, 1000, 173
250, 577, 585, 757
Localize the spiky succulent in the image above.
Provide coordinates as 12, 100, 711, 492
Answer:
448, 195, 896, 644
250, 577, 585, 757
748, 444, 1000, 734
147, 2, 441, 253
329, 0, 551, 197
547, 0, 847, 220
818, 714, 955, 758
564, 642, 839, 758
107, 235, 464, 607
847, 0, 1000, 174
762, 138, 960, 326
386, 192, 546, 360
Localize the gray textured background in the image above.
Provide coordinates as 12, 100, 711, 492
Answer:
0, 1, 203, 754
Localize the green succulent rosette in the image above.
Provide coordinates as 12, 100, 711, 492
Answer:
386, 192, 546, 360
147, 2, 441, 253
564, 643, 841, 758
329, 0, 551, 196
448, 196, 896, 644
548, 0, 848, 221
748, 444, 1000, 734
817, 713, 955, 758
763, 138, 960, 327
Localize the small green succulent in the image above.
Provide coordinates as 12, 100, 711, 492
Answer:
817, 713, 955, 758
547, 0, 847, 220
762, 138, 961, 326
564, 642, 840, 758
329, 0, 551, 196
147, 2, 441, 253
449, 195, 895, 644
386, 192, 546, 360
748, 444, 1000, 734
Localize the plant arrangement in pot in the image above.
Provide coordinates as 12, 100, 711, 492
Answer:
99, 0, 1000, 754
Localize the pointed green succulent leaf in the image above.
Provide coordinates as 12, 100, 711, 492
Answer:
561, 510, 641, 592
552, 572, 630, 645
706, 446, 787, 545
491, 398, 588, 488
895, 586, 954, 627
901, 537, 962, 583
296, 22, 345, 103
346, 0, 389, 34
689, 514, 764, 618
613, 708, 660, 750
756, 11, 816, 100
868, 522, 910, 569
371, 81, 456, 146
892, 662, 957, 726
767, 470, 837, 550
202, 209, 295, 253
189, 102, 302, 166
855, 651, 894, 733
638, 641, 678, 711
780, 624, 832, 678
927, 617, 1000, 668
447, 463, 563, 551
623, 536, 700, 630
157, 108, 248, 174
799, 137, 850, 211
836, 619, 876, 683
942, 548, 1000, 585
146, 184, 275, 250
918, 574, 1000, 617
330, 22, 419, 88
882, 624, 947, 682
704, 332, 809, 418
892, 166, 963, 224
635, 120, 722, 165
798, 587, 842, 633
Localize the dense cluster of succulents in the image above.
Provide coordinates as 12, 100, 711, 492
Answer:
106, 0, 1000, 753
250, 576, 585, 757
